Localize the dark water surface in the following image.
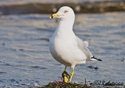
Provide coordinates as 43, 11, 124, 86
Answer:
0, 0, 123, 5
0, 12, 125, 87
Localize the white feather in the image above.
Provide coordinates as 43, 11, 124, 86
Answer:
49, 6, 94, 69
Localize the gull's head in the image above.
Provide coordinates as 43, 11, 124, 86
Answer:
50, 6, 75, 21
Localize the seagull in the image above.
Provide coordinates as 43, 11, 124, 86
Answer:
49, 6, 102, 83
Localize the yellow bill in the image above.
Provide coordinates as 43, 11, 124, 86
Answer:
50, 13, 60, 19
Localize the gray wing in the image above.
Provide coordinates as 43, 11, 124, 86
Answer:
75, 36, 93, 61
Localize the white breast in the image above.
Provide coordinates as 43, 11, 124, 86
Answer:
49, 30, 87, 67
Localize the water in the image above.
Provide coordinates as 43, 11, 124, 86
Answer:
0, 0, 122, 5
0, 12, 125, 87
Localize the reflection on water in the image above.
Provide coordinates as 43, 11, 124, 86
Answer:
0, 12, 125, 87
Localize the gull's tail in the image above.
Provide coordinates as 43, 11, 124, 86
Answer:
91, 56, 102, 61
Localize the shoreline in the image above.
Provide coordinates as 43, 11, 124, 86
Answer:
0, 1, 125, 15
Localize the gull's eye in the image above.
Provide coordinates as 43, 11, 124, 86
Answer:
64, 10, 68, 13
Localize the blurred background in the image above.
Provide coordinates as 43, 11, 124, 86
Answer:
0, 0, 125, 87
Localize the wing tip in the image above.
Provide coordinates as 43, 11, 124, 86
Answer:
92, 56, 102, 61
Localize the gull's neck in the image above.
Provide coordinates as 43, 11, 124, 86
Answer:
56, 19, 75, 34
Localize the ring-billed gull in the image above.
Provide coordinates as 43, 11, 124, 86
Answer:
49, 6, 102, 83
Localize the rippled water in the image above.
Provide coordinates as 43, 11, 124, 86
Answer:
0, 12, 125, 87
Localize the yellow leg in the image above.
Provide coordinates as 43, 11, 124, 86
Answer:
63, 74, 68, 83
63, 66, 68, 83
64, 66, 67, 71
69, 69, 74, 83
62, 66, 69, 83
